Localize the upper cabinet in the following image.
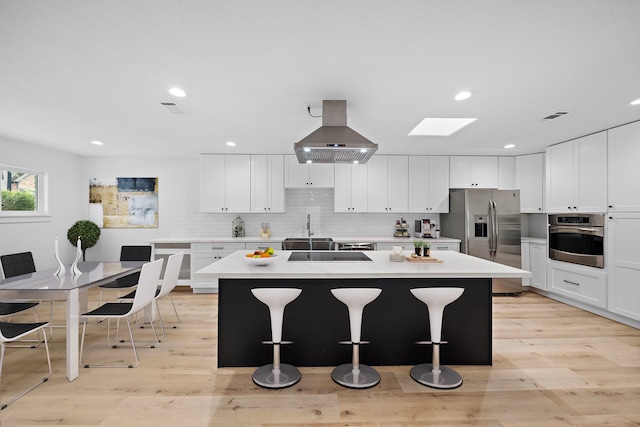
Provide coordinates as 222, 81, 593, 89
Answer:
200, 154, 252, 212
334, 163, 368, 212
498, 157, 516, 189
608, 121, 640, 212
449, 156, 499, 188
250, 155, 285, 213
516, 153, 545, 213
546, 132, 607, 213
284, 155, 334, 188
367, 156, 409, 212
408, 156, 450, 213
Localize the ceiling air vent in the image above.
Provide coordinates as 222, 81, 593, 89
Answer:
160, 101, 189, 115
541, 111, 569, 121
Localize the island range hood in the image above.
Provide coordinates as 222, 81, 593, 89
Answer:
294, 100, 378, 164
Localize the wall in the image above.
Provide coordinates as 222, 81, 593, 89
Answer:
0, 137, 84, 270
171, 187, 440, 241
80, 156, 199, 261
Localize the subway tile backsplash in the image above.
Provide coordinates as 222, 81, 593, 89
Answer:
170, 188, 441, 238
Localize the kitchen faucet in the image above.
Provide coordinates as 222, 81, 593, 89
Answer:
307, 213, 314, 237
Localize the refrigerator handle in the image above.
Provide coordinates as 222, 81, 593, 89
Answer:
490, 201, 498, 256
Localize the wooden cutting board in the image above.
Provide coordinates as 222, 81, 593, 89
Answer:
405, 255, 443, 263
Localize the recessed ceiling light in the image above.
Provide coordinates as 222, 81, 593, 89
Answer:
226, 141, 236, 147
169, 87, 186, 97
408, 118, 477, 136
631, 98, 640, 106
454, 91, 472, 101
504, 144, 516, 149
90, 140, 103, 146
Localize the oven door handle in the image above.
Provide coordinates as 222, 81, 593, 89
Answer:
549, 226, 603, 235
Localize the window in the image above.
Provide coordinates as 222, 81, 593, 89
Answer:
1, 165, 49, 221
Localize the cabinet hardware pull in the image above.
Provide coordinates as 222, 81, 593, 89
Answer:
563, 279, 580, 286
211, 247, 224, 250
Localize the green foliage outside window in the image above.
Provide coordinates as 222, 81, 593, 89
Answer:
1, 190, 36, 211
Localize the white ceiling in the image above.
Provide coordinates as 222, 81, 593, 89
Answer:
1, 0, 639, 159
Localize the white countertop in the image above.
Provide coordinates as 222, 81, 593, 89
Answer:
195, 249, 531, 279
149, 236, 460, 244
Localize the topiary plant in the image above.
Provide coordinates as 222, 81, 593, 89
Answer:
67, 220, 101, 261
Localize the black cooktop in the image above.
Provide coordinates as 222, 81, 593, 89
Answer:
287, 251, 372, 262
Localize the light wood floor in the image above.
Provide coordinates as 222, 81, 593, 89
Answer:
1, 289, 639, 426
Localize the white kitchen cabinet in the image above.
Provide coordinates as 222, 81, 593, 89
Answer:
607, 213, 640, 321
376, 241, 459, 252
428, 242, 460, 251
367, 155, 408, 213
548, 260, 607, 309
498, 156, 516, 190
334, 163, 368, 212
190, 242, 245, 293
250, 155, 285, 213
449, 156, 499, 188
546, 132, 607, 213
529, 240, 547, 291
284, 155, 334, 188
516, 153, 545, 213
200, 154, 251, 212
408, 156, 450, 213
607, 121, 640, 212
521, 242, 530, 286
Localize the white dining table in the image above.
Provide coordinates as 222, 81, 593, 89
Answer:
0, 261, 144, 381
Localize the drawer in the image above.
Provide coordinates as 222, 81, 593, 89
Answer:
549, 262, 607, 308
246, 243, 277, 252
429, 242, 460, 251
191, 242, 245, 253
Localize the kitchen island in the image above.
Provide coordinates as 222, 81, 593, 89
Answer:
196, 250, 530, 368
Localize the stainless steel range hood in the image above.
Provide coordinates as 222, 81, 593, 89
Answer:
294, 100, 378, 164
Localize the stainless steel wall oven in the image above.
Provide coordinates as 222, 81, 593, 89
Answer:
548, 213, 604, 268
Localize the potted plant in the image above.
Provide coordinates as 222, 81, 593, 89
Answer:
413, 239, 423, 257
423, 242, 431, 257
67, 220, 101, 261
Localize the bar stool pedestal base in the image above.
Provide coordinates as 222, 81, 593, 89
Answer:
252, 363, 301, 389
331, 363, 380, 389
410, 363, 462, 389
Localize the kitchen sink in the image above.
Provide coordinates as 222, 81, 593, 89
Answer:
281, 237, 335, 251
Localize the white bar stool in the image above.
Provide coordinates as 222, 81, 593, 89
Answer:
330, 288, 382, 389
251, 288, 302, 388
410, 287, 465, 389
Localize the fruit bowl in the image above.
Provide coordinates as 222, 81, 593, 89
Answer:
244, 253, 278, 266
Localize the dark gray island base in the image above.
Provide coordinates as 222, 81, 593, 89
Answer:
218, 277, 492, 368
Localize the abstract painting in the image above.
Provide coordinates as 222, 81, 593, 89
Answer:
89, 177, 158, 228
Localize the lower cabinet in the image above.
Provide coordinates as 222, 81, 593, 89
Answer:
607, 213, 640, 321
190, 242, 245, 293
521, 242, 530, 286
548, 260, 607, 309
529, 241, 547, 291
376, 242, 460, 252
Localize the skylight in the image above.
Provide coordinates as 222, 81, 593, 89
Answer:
408, 118, 477, 136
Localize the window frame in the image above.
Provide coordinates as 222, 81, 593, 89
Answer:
0, 164, 50, 223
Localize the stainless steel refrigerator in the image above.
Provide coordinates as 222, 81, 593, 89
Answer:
440, 189, 522, 295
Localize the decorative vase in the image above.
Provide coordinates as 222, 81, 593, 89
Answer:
53, 237, 66, 276
424, 248, 430, 257
414, 247, 422, 257
71, 237, 82, 276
